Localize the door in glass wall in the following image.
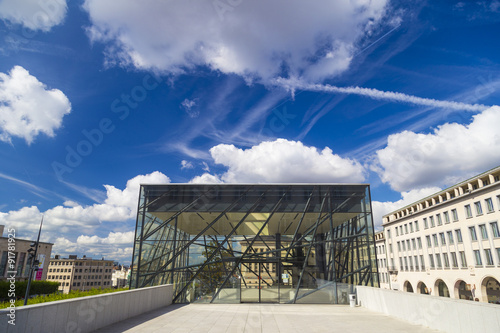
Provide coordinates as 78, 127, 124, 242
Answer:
240, 262, 279, 303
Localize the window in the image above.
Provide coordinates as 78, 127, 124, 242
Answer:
443, 253, 450, 268
407, 240, 411, 250
404, 257, 408, 270
424, 218, 428, 229
435, 254, 442, 268
469, 226, 477, 241
397, 242, 401, 251
415, 221, 419, 231
433, 234, 439, 247
452, 209, 458, 221
429, 254, 435, 268
479, 224, 488, 239
484, 249, 494, 266
436, 214, 442, 226
474, 201, 483, 215
465, 205, 472, 218
447, 231, 454, 244
417, 237, 422, 249
414, 256, 419, 270
396, 228, 399, 236
410, 222, 414, 233
420, 255, 425, 269
474, 250, 482, 266
439, 233, 446, 245
399, 257, 403, 270
412, 238, 416, 250
400, 226, 403, 234
389, 244, 393, 253
451, 252, 458, 268
402, 241, 406, 251
485, 198, 494, 213
443, 212, 450, 224
490, 222, 500, 238
459, 251, 467, 267
387, 229, 391, 239
497, 248, 500, 263
456, 229, 463, 242
430, 216, 435, 227
405, 224, 408, 234
426, 235, 431, 248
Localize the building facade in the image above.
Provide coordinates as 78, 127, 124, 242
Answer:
0, 225, 53, 282
375, 231, 390, 289
131, 184, 378, 304
112, 264, 129, 288
381, 166, 500, 304
47, 255, 114, 293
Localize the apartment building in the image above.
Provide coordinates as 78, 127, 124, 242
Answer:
381, 166, 500, 304
47, 255, 114, 293
0, 225, 53, 281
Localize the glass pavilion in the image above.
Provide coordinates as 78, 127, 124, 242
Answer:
131, 184, 378, 304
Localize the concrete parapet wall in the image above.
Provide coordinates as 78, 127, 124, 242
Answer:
356, 285, 500, 333
0, 284, 173, 333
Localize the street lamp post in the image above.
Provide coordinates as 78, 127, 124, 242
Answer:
24, 216, 44, 306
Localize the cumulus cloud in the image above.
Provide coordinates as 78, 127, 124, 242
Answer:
0, 171, 170, 236
373, 106, 500, 192
0, 0, 67, 32
0, 66, 71, 144
208, 139, 366, 183
52, 231, 135, 263
189, 173, 223, 184
371, 187, 441, 229
83, 0, 388, 82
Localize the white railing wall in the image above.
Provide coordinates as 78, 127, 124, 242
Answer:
0, 284, 173, 333
356, 286, 500, 333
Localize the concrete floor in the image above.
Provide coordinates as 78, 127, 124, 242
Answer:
93, 304, 442, 333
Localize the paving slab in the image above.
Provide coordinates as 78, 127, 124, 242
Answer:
93, 304, 443, 333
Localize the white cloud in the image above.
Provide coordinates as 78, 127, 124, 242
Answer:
276, 78, 490, 112
83, 0, 388, 83
0, 171, 170, 236
181, 160, 194, 170
0, 0, 67, 32
208, 139, 366, 183
0, 66, 71, 144
180, 98, 199, 118
189, 173, 223, 184
371, 187, 441, 229
52, 231, 135, 264
374, 106, 500, 192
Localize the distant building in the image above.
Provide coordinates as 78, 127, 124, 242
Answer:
112, 265, 129, 288
47, 255, 114, 293
380, 165, 500, 304
0, 225, 53, 281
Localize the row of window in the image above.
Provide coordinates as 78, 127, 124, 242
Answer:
391, 223, 499, 255
396, 247, 500, 271
387, 196, 500, 239
50, 261, 113, 266
48, 274, 112, 280
57, 281, 112, 288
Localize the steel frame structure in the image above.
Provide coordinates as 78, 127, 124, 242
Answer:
131, 184, 378, 304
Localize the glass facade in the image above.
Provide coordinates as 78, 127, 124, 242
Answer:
131, 184, 378, 304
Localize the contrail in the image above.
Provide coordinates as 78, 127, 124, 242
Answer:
275, 78, 490, 112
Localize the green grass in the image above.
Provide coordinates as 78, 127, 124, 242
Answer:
0, 287, 128, 309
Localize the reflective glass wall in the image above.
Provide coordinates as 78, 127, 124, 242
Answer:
131, 184, 378, 304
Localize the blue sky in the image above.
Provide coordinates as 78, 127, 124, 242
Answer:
0, 0, 499, 264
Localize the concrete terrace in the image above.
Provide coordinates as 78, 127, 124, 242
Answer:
93, 303, 441, 333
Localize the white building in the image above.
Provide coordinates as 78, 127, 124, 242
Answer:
112, 265, 129, 288
381, 166, 500, 304
375, 231, 390, 289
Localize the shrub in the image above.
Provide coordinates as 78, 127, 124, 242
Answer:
0, 280, 60, 301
